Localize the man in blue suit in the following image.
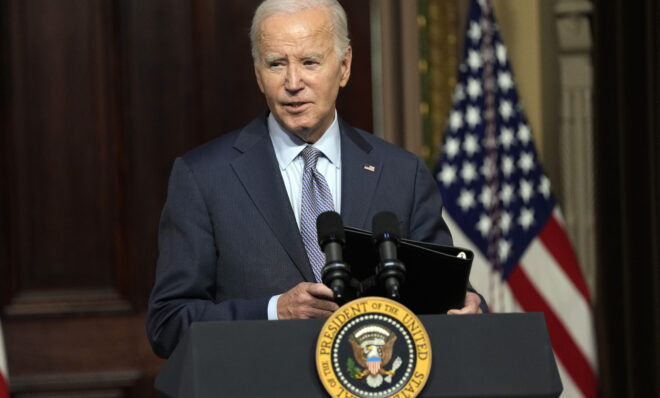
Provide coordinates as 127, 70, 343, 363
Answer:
147, 0, 484, 358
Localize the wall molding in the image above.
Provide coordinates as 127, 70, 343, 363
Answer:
555, 0, 597, 298
10, 370, 141, 398
4, 289, 132, 317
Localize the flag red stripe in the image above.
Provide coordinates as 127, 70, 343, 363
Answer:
508, 265, 597, 398
538, 215, 592, 304
0, 373, 8, 398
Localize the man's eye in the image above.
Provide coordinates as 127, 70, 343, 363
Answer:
269, 61, 284, 68
303, 60, 319, 66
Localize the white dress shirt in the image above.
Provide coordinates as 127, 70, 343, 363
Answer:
266, 111, 342, 319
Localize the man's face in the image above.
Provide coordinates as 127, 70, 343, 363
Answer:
254, 8, 352, 143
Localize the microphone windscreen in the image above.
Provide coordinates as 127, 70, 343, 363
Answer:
317, 211, 345, 244
372, 211, 400, 241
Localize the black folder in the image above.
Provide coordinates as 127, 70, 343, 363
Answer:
342, 226, 473, 314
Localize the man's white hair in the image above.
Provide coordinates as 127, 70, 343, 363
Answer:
250, 0, 351, 62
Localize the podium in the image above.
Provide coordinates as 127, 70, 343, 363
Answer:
156, 313, 562, 397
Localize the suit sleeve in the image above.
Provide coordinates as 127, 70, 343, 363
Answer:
408, 156, 489, 313
146, 157, 269, 358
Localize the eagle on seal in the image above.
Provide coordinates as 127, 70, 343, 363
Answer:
349, 334, 397, 378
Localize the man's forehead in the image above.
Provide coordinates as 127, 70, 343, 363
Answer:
258, 8, 335, 41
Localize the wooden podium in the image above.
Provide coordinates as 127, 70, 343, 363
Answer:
155, 312, 562, 397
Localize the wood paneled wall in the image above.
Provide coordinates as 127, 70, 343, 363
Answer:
0, 1, 372, 396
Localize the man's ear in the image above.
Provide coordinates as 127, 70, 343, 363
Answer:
339, 46, 352, 87
254, 63, 265, 93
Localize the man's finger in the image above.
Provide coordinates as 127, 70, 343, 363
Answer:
447, 292, 483, 314
447, 307, 472, 315
307, 282, 335, 299
310, 296, 339, 312
305, 306, 338, 318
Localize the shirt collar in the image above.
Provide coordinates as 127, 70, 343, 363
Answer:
268, 111, 341, 170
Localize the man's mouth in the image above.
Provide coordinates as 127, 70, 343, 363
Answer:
283, 102, 310, 111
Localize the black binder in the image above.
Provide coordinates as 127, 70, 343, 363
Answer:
342, 226, 473, 314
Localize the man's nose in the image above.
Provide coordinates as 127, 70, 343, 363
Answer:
284, 65, 303, 92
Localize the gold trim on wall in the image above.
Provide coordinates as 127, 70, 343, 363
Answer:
418, 0, 460, 169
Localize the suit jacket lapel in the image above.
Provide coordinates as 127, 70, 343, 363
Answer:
339, 119, 382, 230
230, 115, 314, 281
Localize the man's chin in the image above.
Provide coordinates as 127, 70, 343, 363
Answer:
288, 127, 317, 143
275, 114, 324, 142
279, 121, 316, 141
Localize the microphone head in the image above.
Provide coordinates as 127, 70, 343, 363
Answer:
317, 211, 345, 246
372, 211, 400, 243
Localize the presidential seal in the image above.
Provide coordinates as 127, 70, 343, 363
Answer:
316, 297, 432, 398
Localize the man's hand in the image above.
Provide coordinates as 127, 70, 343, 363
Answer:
447, 291, 484, 314
277, 282, 339, 319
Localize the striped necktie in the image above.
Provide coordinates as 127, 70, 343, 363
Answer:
300, 145, 335, 282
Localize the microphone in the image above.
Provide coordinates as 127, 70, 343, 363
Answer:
372, 211, 406, 300
317, 211, 352, 304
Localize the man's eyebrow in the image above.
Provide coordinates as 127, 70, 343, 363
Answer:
263, 55, 285, 63
301, 53, 324, 60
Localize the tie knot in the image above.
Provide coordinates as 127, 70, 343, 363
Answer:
302, 145, 322, 170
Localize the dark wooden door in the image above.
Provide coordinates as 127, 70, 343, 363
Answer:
0, 1, 372, 396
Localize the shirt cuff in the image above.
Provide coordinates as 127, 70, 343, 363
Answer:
267, 294, 282, 320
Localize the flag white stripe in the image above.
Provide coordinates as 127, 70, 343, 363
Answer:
553, 207, 568, 227
555, 352, 583, 398
520, 236, 597, 368
0, 320, 8, 381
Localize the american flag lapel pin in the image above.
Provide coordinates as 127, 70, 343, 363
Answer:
363, 164, 375, 172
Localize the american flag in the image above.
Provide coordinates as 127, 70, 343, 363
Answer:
0, 319, 8, 398
434, 0, 597, 397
